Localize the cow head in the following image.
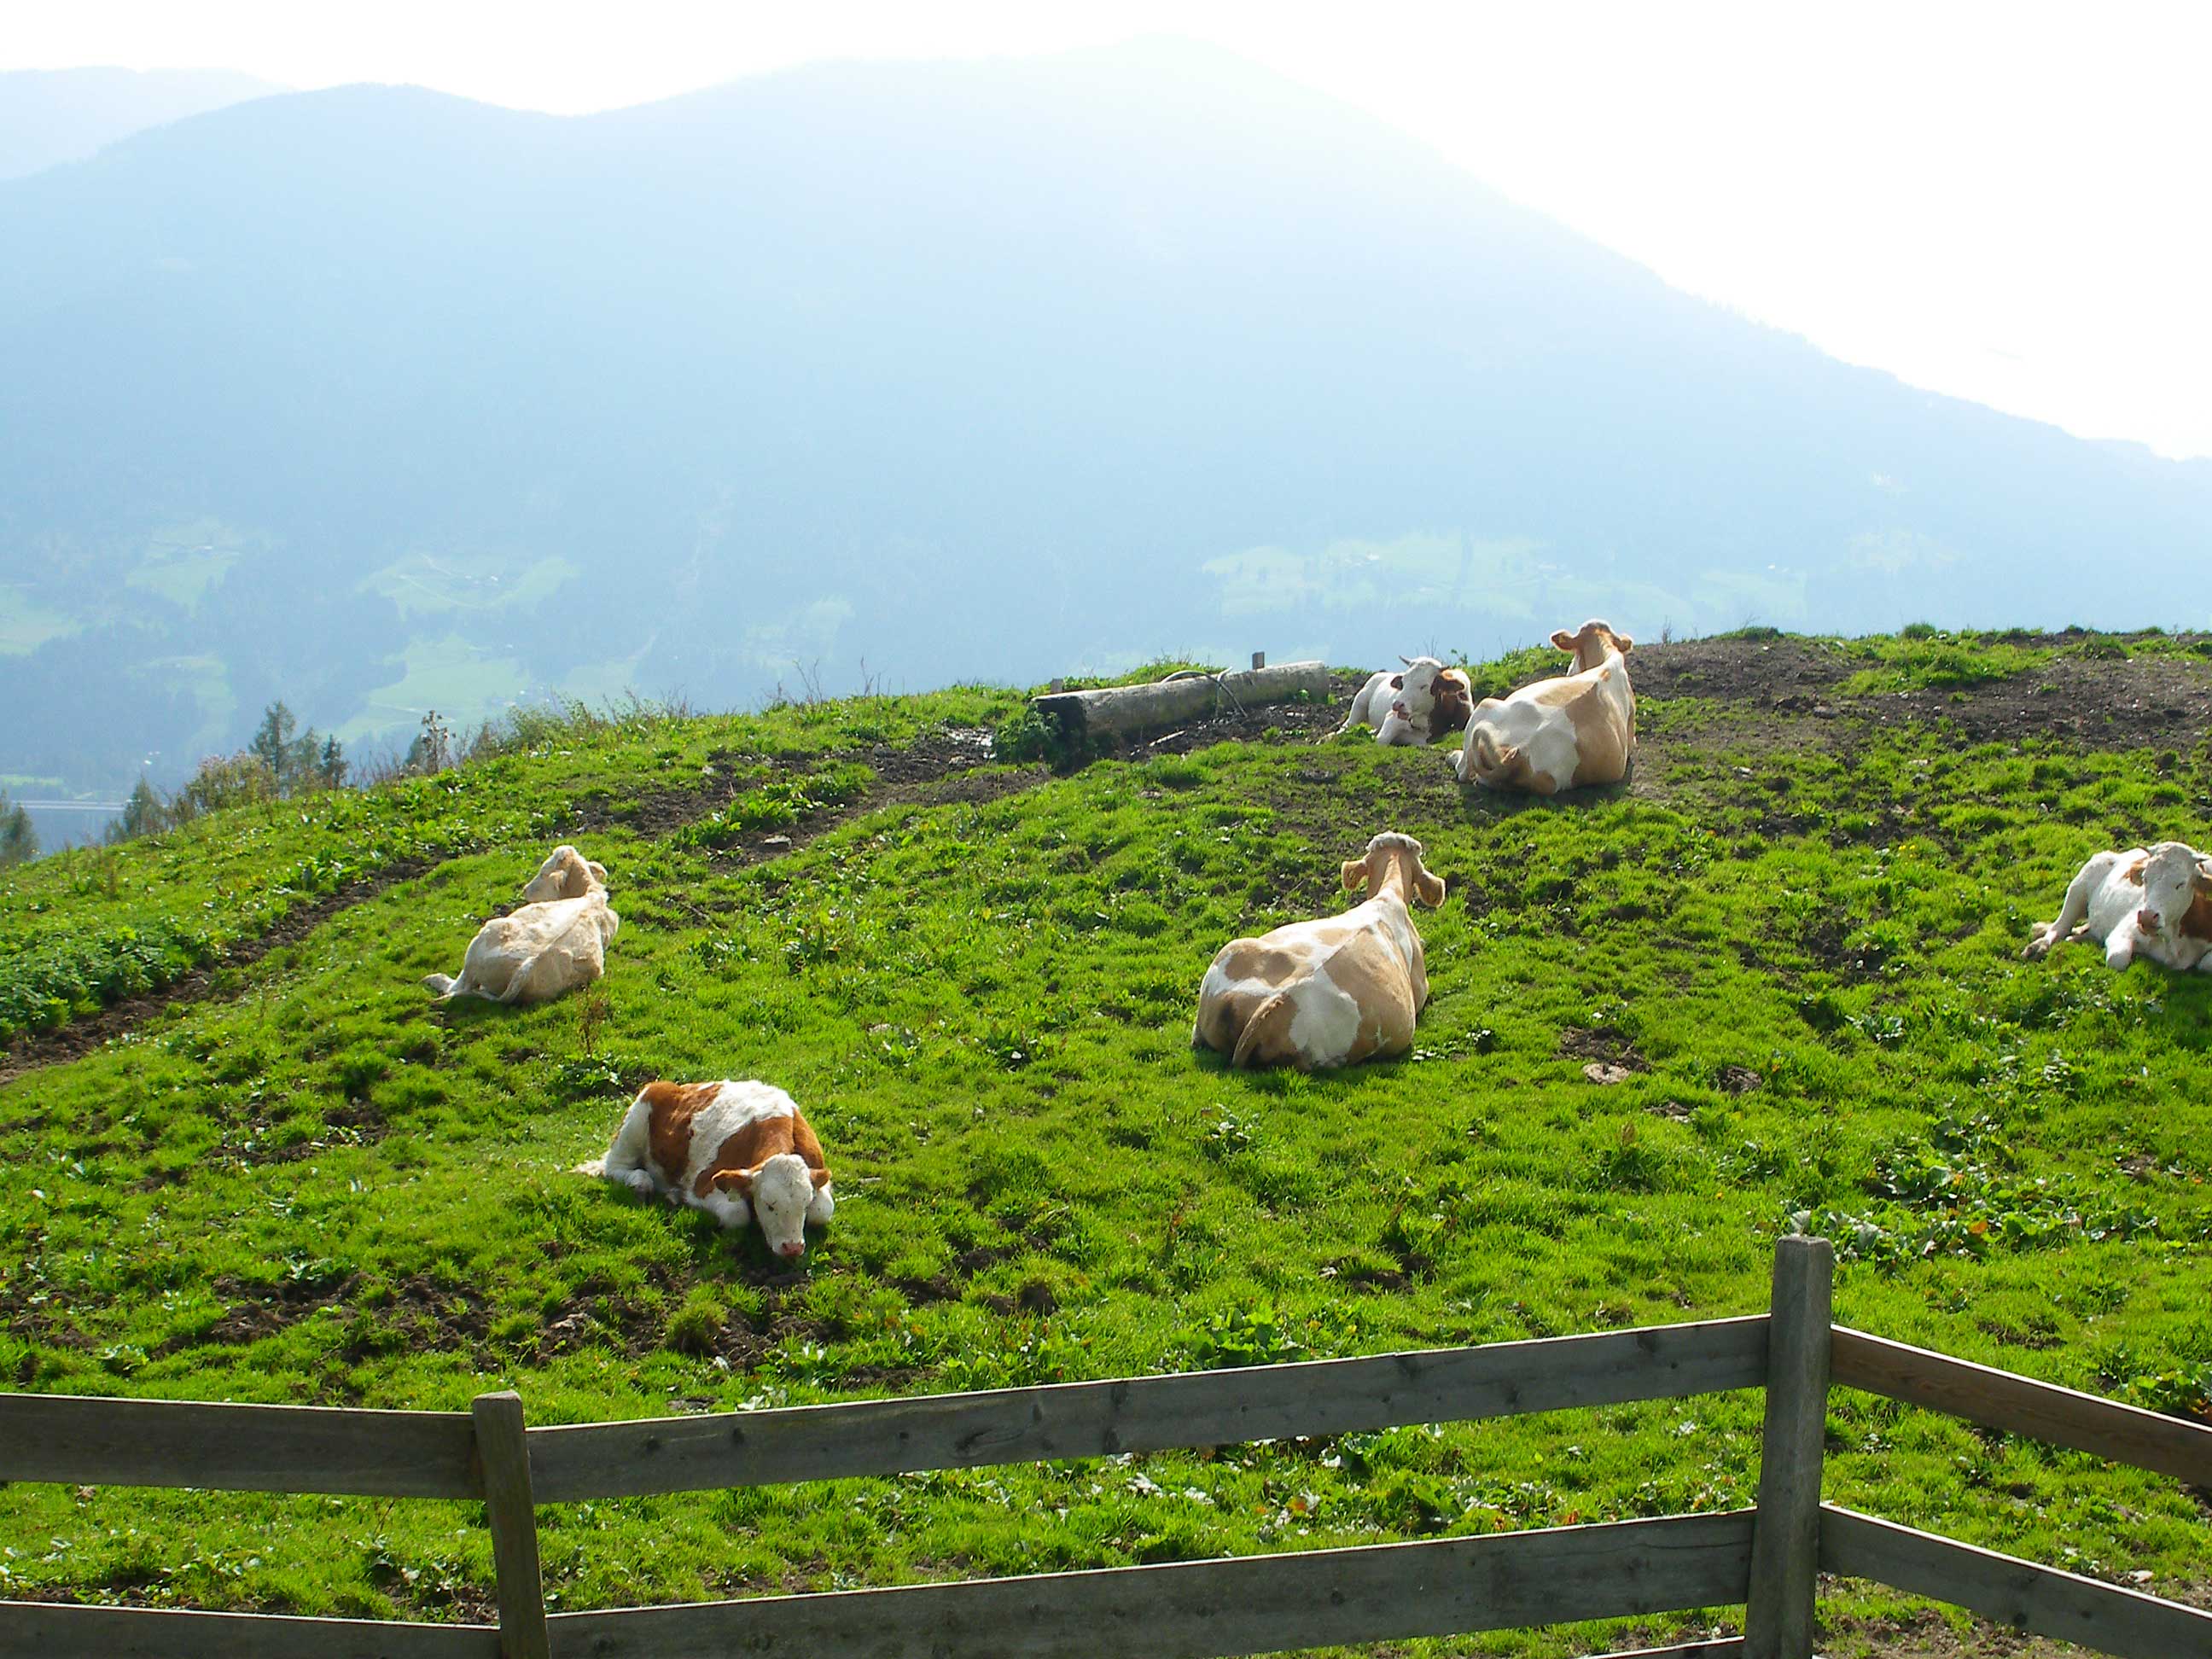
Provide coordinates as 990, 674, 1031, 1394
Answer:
1547, 620, 1634, 674
713, 1152, 834, 1258
2130, 841, 2212, 941
521, 845, 609, 903
1341, 831, 1447, 908
1386, 655, 1452, 724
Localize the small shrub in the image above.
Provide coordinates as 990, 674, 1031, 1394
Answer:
667, 1289, 729, 1356
1193, 1302, 1304, 1369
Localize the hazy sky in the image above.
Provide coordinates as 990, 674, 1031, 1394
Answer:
12, 1, 2211, 461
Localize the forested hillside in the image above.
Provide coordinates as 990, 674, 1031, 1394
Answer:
2, 631, 2209, 1656
4, 38, 2210, 808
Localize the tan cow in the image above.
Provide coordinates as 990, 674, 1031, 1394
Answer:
1193, 832, 1446, 1070
422, 892, 619, 1004
578, 1080, 835, 1257
1454, 620, 1635, 794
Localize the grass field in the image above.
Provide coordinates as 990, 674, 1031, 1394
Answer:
2, 632, 2209, 1656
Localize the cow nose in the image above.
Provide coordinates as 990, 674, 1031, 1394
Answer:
776, 1241, 805, 1259
2138, 908, 2163, 934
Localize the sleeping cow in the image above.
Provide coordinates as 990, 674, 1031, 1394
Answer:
422, 892, 619, 1005
1194, 832, 1446, 1070
579, 1080, 835, 1257
2021, 841, 2212, 972
521, 844, 608, 902
1337, 657, 1475, 746
1455, 620, 1635, 794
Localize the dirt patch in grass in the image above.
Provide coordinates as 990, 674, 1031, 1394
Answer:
1632, 632, 2212, 751
1557, 1026, 1649, 1073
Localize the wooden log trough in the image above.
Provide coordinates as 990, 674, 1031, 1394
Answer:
1031, 660, 1333, 751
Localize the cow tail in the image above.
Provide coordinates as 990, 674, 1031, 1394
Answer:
1231, 992, 1296, 1069
1467, 728, 1507, 783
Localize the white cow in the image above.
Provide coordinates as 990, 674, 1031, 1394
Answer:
1193, 832, 1446, 1069
579, 1080, 835, 1258
1336, 657, 1475, 747
2022, 841, 2212, 972
521, 844, 608, 902
1454, 620, 1635, 794
423, 892, 619, 1004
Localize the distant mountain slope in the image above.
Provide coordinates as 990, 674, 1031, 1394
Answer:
0, 67, 283, 180
1, 39, 2207, 799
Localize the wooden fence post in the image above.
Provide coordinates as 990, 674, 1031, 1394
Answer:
1745, 1235, 1834, 1659
473, 1389, 550, 1659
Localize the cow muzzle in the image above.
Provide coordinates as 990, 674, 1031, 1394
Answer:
2137, 907, 2163, 935
775, 1240, 806, 1259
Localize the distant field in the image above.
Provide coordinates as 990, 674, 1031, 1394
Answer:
2, 632, 2209, 1656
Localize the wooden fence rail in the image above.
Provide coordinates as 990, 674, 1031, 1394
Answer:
527, 1315, 1771, 1500
2, 1238, 2207, 1659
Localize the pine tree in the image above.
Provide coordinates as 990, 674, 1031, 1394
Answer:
248, 702, 299, 782
0, 791, 36, 867
317, 735, 347, 789
117, 777, 170, 841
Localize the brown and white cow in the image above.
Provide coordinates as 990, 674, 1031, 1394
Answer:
1454, 620, 1635, 794
2021, 841, 2212, 973
1193, 832, 1446, 1070
578, 1080, 835, 1257
521, 844, 608, 902
1336, 657, 1476, 746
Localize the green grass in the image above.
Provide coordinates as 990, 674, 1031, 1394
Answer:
0, 688, 1022, 1043
3, 637, 2210, 1651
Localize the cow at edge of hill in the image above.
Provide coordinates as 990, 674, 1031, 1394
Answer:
422, 891, 619, 1005
578, 1079, 835, 1257
2021, 841, 2212, 972
1335, 656, 1475, 746
1193, 831, 1446, 1070
521, 844, 608, 902
1453, 620, 1635, 793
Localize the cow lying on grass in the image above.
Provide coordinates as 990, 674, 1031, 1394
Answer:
1194, 832, 1445, 1069
423, 890, 619, 1004
521, 844, 608, 901
424, 847, 618, 1005
2022, 841, 2212, 972
1455, 620, 1635, 794
579, 1080, 835, 1258
1336, 656, 1475, 746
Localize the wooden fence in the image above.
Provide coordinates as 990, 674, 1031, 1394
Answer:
2, 1237, 2208, 1659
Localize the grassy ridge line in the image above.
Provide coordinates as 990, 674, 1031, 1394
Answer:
0, 687, 1026, 1046
3, 652, 2211, 1646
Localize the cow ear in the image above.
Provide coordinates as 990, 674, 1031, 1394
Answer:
1341, 859, 1368, 893
1613, 632, 1634, 654
810, 1167, 833, 1191
714, 1166, 759, 1196
1415, 870, 1447, 907
1550, 629, 1577, 651
1388, 674, 1404, 690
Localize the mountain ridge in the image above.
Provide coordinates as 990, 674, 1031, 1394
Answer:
1, 42, 2205, 804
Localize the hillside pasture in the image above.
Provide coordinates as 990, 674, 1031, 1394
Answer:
2, 634, 2209, 1656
